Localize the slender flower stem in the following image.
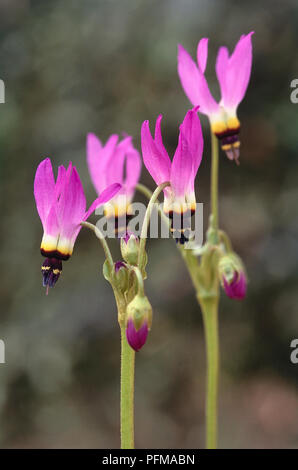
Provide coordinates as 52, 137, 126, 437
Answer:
210, 131, 219, 241
198, 294, 219, 449
120, 323, 135, 449
82, 220, 135, 448
81, 221, 114, 268
137, 181, 170, 269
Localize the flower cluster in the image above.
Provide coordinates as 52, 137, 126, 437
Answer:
34, 32, 253, 350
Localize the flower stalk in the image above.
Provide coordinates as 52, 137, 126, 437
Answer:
138, 181, 170, 270
120, 322, 135, 449
198, 293, 219, 449
82, 221, 136, 449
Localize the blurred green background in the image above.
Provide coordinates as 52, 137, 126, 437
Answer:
0, 0, 298, 449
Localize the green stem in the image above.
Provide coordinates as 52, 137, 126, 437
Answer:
210, 131, 219, 241
138, 181, 170, 269
82, 221, 135, 448
198, 294, 219, 449
120, 324, 135, 449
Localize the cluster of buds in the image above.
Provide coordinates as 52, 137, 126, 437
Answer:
106, 232, 152, 352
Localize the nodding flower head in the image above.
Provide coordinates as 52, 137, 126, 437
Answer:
141, 107, 203, 243
178, 32, 254, 163
87, 133, 141, 235
34, 158, 121, 291
125, 294, 153, 352
218, 255, 247, 300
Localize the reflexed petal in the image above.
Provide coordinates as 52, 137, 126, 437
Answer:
170, 129, 193, 198
34, 158, 56, 227
179, 107, 203, 185
125, 146, 141, 196
177, 44, 219, 116
141, 119, 171, 186
87, 132, 118, 195
215, 46, 229, 104
83, 182, 122, 221
106, 136, 131, 187
57, 165, 86, 239
154, 115, 171, 164
55, 165, 67, 199
197, 38, 209, 73
217, 32, 254, 109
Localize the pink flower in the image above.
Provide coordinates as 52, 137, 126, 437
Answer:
178, 32, 254, 163
223, 271, 247, 300
87, 133, 141, 228
34, 158, 121, 288
141, 107, 203, 242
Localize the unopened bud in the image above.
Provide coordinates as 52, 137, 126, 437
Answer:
114, 261, 129, 293
218, 255, 247, 300
120, 232, 139, 266
125, 294, 152, 351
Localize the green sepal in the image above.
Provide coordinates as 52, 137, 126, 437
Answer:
103, 259, 113, 282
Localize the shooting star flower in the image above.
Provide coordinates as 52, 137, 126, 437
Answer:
87, 133, 141, 234
178, 32, 254, 163
141, 107, 203, 243
34, 158, 120, 290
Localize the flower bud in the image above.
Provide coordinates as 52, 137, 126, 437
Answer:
125, 294, 152, 351
218, 255, 247, 300
114, 261, 129, 293
120, 232, 139, 266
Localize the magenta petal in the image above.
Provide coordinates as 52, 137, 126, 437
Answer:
106, 136, 130, 187
197, 38, 209, 73
125, 145, 141, 196
171, 130, 192, 198
126, 319, 149, 352
179, 107, 203, 185
154, 115, 171, 165
170, 108, 203, 199
215, 46, 229, 104
141, 119, 171, 186
219, 32, 254, 109
57, 165, 86, 239
34, 158, 56, 227
83, 183, 121, 221
223, 272, 247, 300
87, 132, 119, 195
54, 165, 67, 199
177, 44, 219, 116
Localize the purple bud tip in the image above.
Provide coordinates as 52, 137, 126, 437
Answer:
122, 231, 138, 244
126, 318, 148, 352
223, 271, 246, 300
115, 261, 126, 273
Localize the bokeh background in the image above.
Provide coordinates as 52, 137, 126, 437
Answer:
0, 0, 298, 449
